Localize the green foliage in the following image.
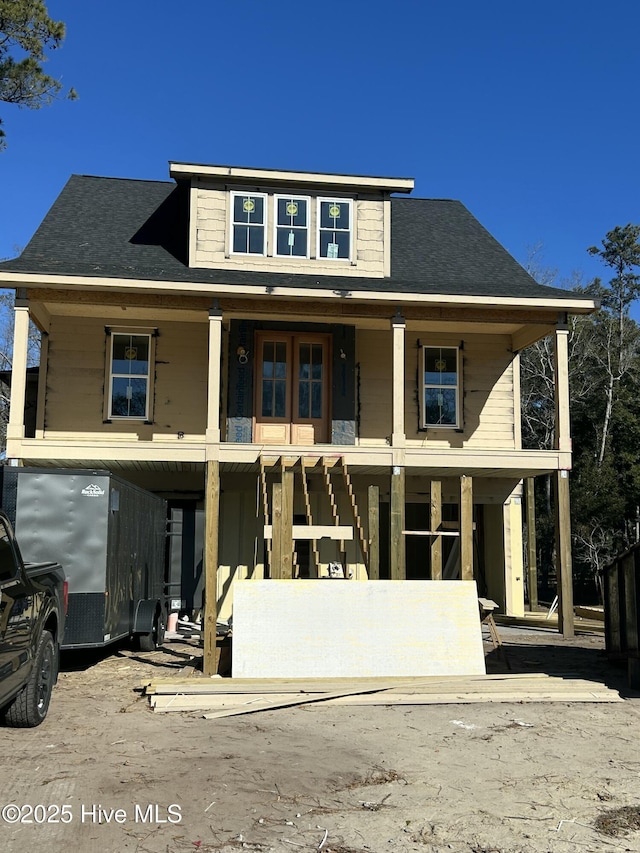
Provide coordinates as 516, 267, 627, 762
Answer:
0, 0, 76, 149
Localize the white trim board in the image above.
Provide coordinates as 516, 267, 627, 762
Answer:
231, 579, 485, 678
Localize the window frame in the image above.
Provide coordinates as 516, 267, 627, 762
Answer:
419, 345, 462, 430
105, 329, 156, 422
316, 197, 353, 261
230, 191, 268, 257
273, 194, 311, 259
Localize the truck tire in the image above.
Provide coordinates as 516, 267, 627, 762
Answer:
137, 607, 165, 652
3, 631, 56, 727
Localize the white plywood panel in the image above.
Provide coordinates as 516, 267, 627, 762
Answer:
232, 580, 485, 678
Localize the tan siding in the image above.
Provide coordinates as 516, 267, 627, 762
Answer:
45, 316, 208, 437
193, 185, 386, 277
357, 329, 393, 441
405, 332, 516, 449
357, 328, 516, 449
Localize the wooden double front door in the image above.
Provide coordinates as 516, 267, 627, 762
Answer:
254, 332, 330, 444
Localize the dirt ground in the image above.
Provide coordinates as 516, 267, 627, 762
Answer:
1, 625, 640, 853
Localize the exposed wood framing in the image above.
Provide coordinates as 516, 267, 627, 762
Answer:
367, 485, 380, 580
203, 459, 220, 677
430, 479, 443, 580
460, 475, 473, 581
301, 459, 320, 575
340, 456, 368, 569
390, 466, 406, 579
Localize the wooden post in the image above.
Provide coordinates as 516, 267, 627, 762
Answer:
526, 478, 538, 610
391, 313, 406, 447
203, 459, 220, 676
460, 475, 473, 581
281, 468, 294, 580
367, 485, 380, 580
271, 481, 283, 580
624, 553, 640, 688
7, 296, 30, 443
390, 466, 406, 580
554, 470, 574, 638
430, 480, 443, 581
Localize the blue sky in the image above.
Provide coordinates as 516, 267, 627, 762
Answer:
1, 0, 639, 293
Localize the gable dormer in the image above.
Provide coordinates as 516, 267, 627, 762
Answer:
169, 163, 414, 279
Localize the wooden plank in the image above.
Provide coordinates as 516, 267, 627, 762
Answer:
430, 479, 442, 581
271, 481, 283, 579
390, 466, 406, 580
203, 459, 220, 677
460, 475, 473, 581
526, 477, 538, 610
264, 525, 353, 540
143, 672, 554, 693
368, 485, 380, 580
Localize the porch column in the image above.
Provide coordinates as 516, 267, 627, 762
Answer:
391, 312, 405, 447
554, 319, 574, 637
7, 296, 30, 445
460, 475, 473, 581
203, 459, 220, 676
206, 305, 223, 443
554, 322, 571, 453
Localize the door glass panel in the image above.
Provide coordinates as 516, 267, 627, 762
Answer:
261, 340, 288, 417
298, 342, 323, 419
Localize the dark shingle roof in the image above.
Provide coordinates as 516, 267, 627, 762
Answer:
0, 174, 581, 303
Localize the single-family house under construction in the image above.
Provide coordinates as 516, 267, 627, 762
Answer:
0, 163, 596, 672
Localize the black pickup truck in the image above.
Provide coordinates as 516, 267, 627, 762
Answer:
0, 510, 66, 727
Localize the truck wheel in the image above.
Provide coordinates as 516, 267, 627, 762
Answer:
4, 631, 56, 727
137, 608, 165, 652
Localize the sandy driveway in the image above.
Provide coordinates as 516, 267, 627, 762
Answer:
1, 627, 639, 853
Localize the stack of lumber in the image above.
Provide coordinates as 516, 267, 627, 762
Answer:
140, 673, 624, 719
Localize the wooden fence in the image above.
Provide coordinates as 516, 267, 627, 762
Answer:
603, 545, 640, 688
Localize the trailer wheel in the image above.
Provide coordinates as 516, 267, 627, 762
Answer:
137, 607, 165, 652
3, 631, 56, 727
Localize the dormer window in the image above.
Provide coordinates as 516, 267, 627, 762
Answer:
318, 198, 352, 260
231, 192, 267, 255
274, 195, 309, 258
